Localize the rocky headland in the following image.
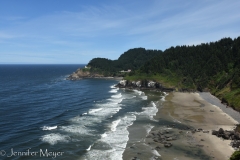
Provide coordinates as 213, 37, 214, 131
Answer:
67, 68, 105, 80
67, 68, 124, 80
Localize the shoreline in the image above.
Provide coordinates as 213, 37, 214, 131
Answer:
123, 91, 239, 160
199, 92, 240, 123
67, 76, 123, 80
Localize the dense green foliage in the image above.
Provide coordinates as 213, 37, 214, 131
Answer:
127, 37, 240, 110
87, 48, 162, 76
230, 151, 240, 160
84, 37, 240, 110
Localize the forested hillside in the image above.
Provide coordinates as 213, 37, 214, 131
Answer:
87, 48, 162, 76
126, 37, 240, 110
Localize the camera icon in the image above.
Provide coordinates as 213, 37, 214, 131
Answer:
0, 150, 6, 156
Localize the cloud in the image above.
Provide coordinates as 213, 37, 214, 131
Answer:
0, 0, 240, 63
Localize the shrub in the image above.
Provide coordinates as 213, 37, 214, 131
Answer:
230, 151, 240, 160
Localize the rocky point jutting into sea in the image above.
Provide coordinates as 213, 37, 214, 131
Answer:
67, 68, 104, 80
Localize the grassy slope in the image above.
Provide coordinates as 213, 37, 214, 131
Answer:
214, 87, 240, 111
125, 74, 179, 88
125, 73, 240, 111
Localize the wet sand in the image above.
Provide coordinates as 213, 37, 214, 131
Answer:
123, 92, 238, 160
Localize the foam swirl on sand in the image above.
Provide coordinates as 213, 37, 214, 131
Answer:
152, 149, 161, 157
161, 92, 168, 101
140, 101, 158, 121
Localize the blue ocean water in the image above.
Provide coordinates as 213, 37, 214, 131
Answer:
0, 65, 162, 160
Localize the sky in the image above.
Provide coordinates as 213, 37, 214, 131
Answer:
0, 0, 240, 64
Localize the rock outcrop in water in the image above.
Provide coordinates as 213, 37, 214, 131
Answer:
67, 68, 104, 80
116, 80, 175, 92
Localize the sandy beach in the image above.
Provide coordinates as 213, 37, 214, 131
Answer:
123, 92, 239, 160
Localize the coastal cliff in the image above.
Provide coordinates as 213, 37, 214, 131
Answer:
116, 79, 176, 92
115, 79, 199, 92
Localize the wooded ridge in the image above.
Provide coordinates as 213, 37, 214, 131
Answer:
70, 36, 240, 111
126, 37, 240, 111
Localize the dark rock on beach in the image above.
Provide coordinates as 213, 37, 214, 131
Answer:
212, 127, 240, 148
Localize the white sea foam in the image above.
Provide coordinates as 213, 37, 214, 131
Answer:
174, 120, 182, 123
133, 90, 144, 95
111, 119, 121, 131
128, 96, 136, 99
42, 125, 57, 130
86, 145, 92, 151
151, 101, 156, 107
141, 96, 148, 100
95, 103, 122, 115
109, 89, 118, 93
59, 125, 92, 135
144, 124, 154, 135
140, 101, 158, 121
152, 149, 161, 157
89, 108, 103, 114
69, 100, 122, 133
109, 90, 118, 93
72, 101, 122, 126
110, 85, 117, 88
161, 96, 166, 101
129, 111, 140, 115
107, 98, 123, 104
111, 93, 122, 99
85, 114, 136, 160
40, 89, 128, 158
84, 149, 119, 160
40, 133, 70, 145
101, 133, 107, 138
161, 92, 168, 101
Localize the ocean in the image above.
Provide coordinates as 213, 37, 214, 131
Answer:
0, 65, 165, 160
